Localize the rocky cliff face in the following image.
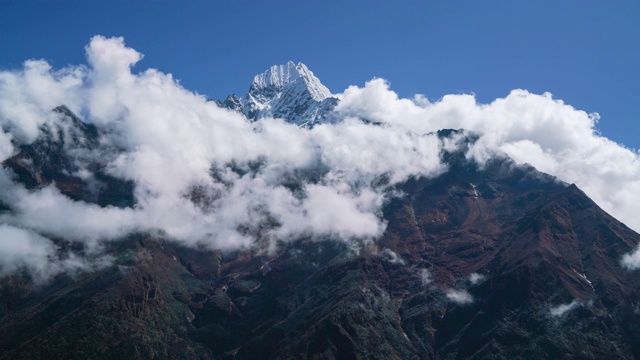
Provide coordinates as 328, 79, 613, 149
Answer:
1, 67, 640, 359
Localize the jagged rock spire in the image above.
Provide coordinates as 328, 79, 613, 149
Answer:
218, 61, 338, 127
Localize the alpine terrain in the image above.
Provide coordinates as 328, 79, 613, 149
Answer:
216, 61, 339, 127
1, 61, 640, 360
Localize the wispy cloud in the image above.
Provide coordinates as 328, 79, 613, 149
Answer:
0, 224, 106, 284
621, 251, 640, 270
380, 248, 406, 265
468, 272, 486, 285
549, 299, 585, 317
419, 269, 432, 286
446, 289, 474, 305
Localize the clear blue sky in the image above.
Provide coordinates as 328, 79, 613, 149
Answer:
1, 0, 638, 148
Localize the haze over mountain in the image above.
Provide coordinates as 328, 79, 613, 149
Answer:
1, 36, 640, 359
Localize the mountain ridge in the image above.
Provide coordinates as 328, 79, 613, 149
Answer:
0, 63, 639, 359
216, 61, 339, 126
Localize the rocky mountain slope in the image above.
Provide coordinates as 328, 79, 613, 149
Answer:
1, 65, 640, 359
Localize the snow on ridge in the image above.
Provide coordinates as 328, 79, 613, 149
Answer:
293, 62, 332, 101
250, 61, 332, 101
230, 61, 337, 126
251, 61, 300, 91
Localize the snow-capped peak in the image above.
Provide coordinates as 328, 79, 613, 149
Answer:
249, 61, 332, 102
219, 61, 338, 127
250, 61, 300, 91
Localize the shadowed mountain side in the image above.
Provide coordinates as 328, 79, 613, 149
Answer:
2, 106, 135, 208
2, 126, 640, 359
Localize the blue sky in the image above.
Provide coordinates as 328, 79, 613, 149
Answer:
1, 0, 638, 148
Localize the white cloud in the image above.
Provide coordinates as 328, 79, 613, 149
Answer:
335, 80, 640, 235
446, 289, 474, 305
621, 251, 640, 270
335, 79, 640, 266
469, 272, 486, 285
0, 58, 85, 145
380, 248, 405, 265
0, 131, 13, 162
419, 268, 432, 285
549, 299, 583, 317
0, 224, 91, 284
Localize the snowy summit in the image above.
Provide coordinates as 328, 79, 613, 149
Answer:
218, 61, 338, 127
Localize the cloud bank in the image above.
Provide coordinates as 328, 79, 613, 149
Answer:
0, 36, 445, 279
334, 78, 640, 268
0, 35, 639, 279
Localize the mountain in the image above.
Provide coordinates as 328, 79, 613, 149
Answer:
2, 105, 135, 208
1, 66, 640, 359
216, 61, 338, 126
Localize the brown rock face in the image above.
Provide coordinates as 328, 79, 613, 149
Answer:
1, 128, 640, 359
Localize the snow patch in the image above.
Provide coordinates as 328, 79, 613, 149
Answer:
572, 268, 594, 291
237, 61, 337, 126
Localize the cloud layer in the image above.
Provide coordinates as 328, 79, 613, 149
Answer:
1, 35, 640, 278
334, 78, 640, 269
